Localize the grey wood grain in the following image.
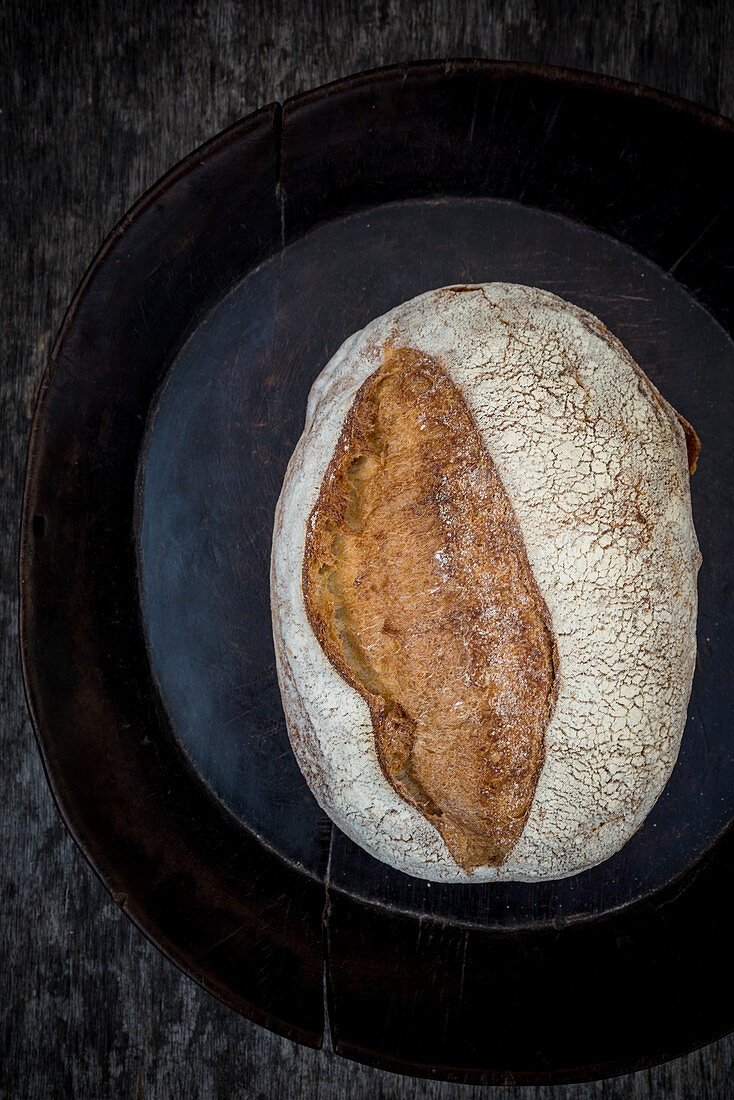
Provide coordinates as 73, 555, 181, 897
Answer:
2, 1, 733, 1096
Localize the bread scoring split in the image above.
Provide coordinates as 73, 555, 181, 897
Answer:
302, 345, 557, 872
270, 284, 701, 883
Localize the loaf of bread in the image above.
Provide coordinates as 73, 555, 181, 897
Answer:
270, 284, 701, 882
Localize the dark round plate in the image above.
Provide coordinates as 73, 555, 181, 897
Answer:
20, 61, 734, 1085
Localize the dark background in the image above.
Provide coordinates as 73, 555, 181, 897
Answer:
2, 2, 733, 1097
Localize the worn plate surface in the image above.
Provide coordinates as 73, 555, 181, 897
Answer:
20, 61, 734, 1083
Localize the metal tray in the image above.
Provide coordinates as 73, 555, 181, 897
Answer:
20, 61, 734, 1084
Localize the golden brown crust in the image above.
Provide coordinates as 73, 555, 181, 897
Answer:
302, 347, 557, 871
675, 411, 701, 474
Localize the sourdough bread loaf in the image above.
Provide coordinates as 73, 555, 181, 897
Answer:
270, 284, 701, 882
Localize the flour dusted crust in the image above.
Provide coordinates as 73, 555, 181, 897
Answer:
270, 284, 701, 882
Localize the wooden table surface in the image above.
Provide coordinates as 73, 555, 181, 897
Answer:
2, 2, 733, 1097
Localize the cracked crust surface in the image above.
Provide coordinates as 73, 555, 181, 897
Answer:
270, 283, 701, 882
